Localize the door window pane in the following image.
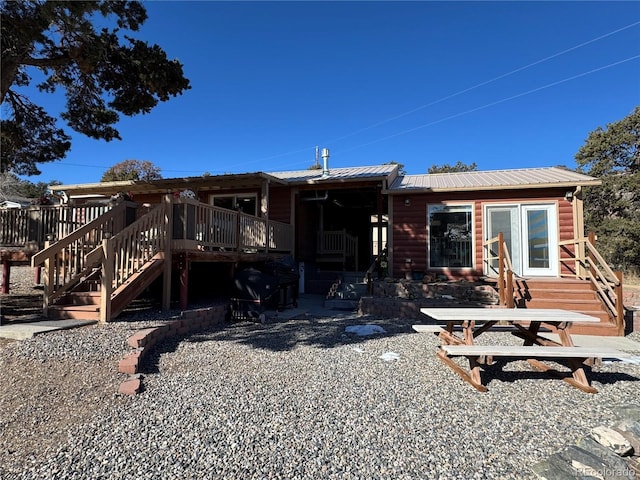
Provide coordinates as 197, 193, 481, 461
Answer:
486, 206, 521, 276
428, 205, 473, 268
526, 209, 550, 268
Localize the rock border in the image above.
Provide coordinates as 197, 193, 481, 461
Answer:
532, 406, 640, 478
117, 305, 227, 395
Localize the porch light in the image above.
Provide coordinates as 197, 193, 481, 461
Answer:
404, 197, 411, 207
564, 191, 573, 201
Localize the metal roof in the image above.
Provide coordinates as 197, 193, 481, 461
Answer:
386, 167, 601, 193
49, 165, 598, 197
269, 164, 398, 184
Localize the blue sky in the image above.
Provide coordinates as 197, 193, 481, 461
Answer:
18, 1, 640, 185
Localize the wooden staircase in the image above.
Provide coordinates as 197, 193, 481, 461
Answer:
47, 254, 165, 321
514, 277, 621, 336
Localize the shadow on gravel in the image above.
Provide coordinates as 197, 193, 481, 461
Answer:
140, 313, 422, 373
478, 360, 640, 388
202, 314, 418, 352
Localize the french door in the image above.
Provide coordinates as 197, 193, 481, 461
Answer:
485, 204, 558, 277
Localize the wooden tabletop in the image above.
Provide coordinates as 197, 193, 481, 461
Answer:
419, 308, 601, 323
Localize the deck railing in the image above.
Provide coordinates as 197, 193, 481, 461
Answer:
30, 196, 294, 321
0, 203, 113, 248
559, 232, 624, 334
317, 229, 359, 269
30, 202, 136, 313
484, 231, 624, 333
172, 198, 293, 252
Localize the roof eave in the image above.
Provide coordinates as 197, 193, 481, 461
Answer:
385, 179, 602, 194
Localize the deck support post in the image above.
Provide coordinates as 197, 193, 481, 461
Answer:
1, 259, 10, 294
179, 253, 188, 311
162, 195, 173, 311
100, 238, 113, 323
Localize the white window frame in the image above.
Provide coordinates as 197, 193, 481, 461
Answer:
427, 202, 475, 270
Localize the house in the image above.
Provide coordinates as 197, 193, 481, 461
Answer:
0, 162, 627, 335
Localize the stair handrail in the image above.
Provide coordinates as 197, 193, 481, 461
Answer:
86, 201, 168, 322
105, 202, 167, 293
559, 233, 623, 333
31, 202, 134, 312
483, 232, 516, 307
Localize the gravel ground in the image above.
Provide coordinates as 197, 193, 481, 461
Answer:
1, 266, 640, 479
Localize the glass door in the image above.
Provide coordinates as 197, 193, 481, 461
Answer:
522, 204, 558, 276
486, 206, 521, 276
485, 203, 558, 277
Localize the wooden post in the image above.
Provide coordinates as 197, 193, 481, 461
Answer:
506, 270, 515, 308
587, 231, 596, 280
42, 240, 52, 315
1, 259, 10, 294
179, 253, 188, 311
615, 270, 624, 335
235, 211, 241, 253
34, 266, 41, 286
100, 237, 113, 323
498, 232, 505, 306
162, 196, 173, 311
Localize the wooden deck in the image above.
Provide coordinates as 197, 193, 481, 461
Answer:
1, 197, 294, 321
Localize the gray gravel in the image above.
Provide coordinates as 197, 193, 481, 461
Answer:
1, 266, 640, 479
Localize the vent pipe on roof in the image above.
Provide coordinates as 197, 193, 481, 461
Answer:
321, 148, 330, 178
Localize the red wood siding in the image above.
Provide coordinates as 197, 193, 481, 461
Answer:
391, 188, 576, 279
268, 187, 292, 223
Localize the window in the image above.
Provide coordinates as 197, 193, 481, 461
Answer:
210, 194, 257, 216
428, 204, 473, 268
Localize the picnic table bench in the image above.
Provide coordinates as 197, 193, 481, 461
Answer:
415, 308, 632, 393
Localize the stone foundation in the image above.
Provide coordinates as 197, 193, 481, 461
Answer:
359, 279, 500, 319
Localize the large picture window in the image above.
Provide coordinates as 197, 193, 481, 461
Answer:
428, 204, 473, 268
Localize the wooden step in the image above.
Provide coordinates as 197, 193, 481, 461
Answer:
521, 288, 597, 300
48, 304, 100, 321
55, 292, 101, 306
567, 321, 622, 337
524, 297, 603, 310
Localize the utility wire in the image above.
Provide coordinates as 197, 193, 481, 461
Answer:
39, 21, 640, 177
338, 54, 640, 153
322, 20, 640, 146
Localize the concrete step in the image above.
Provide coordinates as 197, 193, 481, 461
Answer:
324, 298, 359, 310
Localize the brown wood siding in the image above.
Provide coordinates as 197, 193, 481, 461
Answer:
268, 187, 292, 223
391, 195, 428, 274
391, 188, 576, 279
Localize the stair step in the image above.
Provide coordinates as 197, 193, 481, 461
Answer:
522, 289, 597, 300
48, 305, 100, 321
516, 280, 594, 290
324, 299, 359, 310
55, 292, 101, 306
525, 297, 602, 307
568, 321, 621, 336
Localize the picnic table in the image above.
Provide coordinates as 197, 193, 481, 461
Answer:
414, 308, 630, 393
